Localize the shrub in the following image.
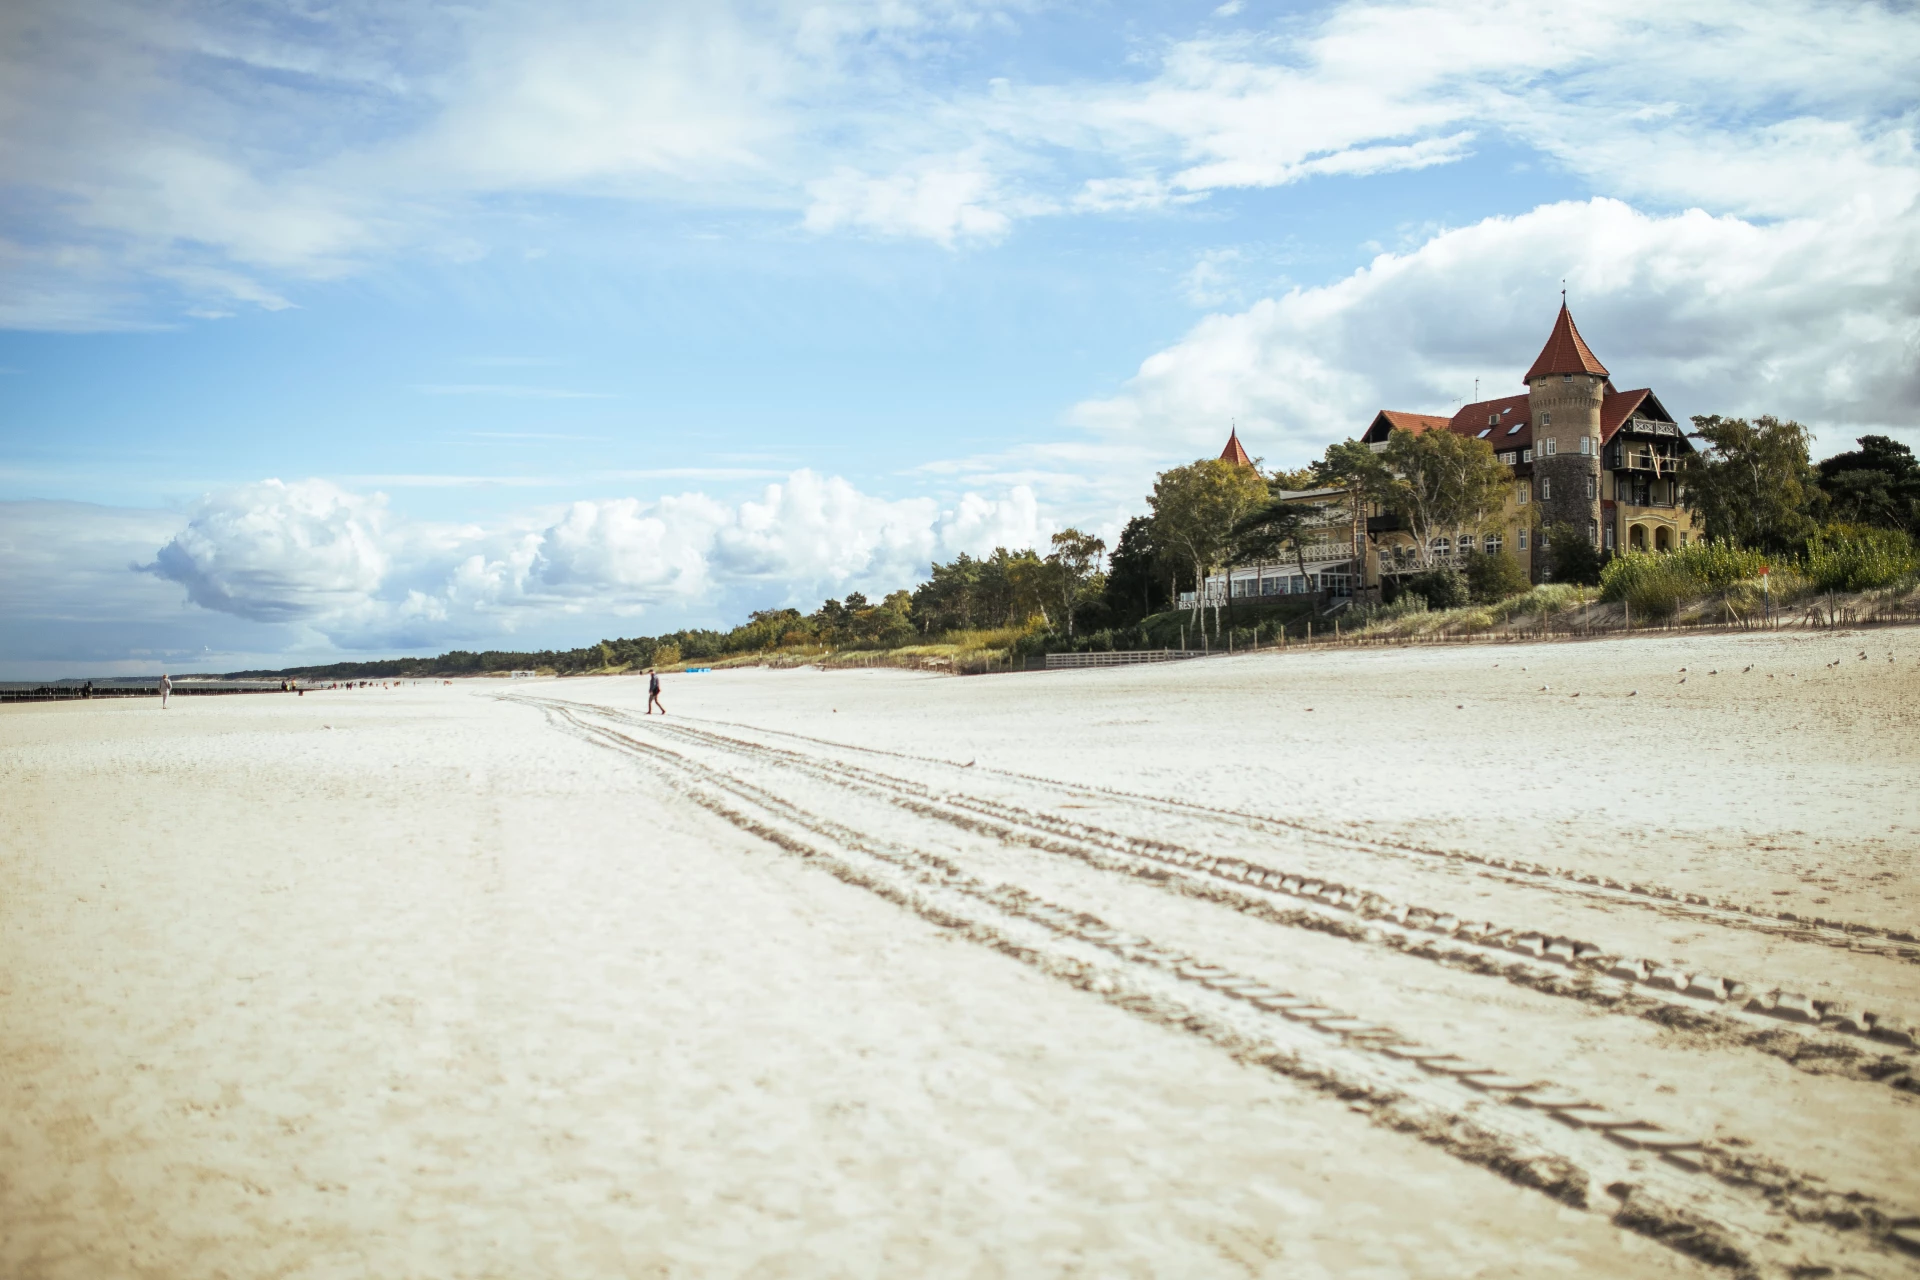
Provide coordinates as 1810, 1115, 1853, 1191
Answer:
1802, 525, 1918, 591
1405, 565, 1469, 609
1665, 539, 1770, 590
1486, 583, 1590, 622
1599, 553, 1700, 620
1463, 551, 1531, 603
1545, 522, 1604, 585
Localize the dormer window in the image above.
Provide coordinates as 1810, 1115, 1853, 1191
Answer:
1488, 414, 1498, 426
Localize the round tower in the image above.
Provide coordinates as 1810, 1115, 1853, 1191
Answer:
1523, 304, 1606, 567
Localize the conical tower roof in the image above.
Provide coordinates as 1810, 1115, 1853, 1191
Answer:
1523, 303, 1609, 384
1219, 428, 1253, 467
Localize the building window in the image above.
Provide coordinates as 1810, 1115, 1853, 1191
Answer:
1543, 411, 1552, 426
1679, 532, 1689, 548
1430, 537, 1451, 558
1586, 474, 1597, 499
1458, 533, 1477, 554
1483, 533, 1503, 554
1518, 529, 1529, 551
1562, 374, 1573, 384
1541, 477, 1552, 500
1580, 435, 1592, 455
1589, 519, 1599, 545
1521, 447, 1532, 462
1498, 451, 1516, 465
1543, 438, 1557, 456
1477, 427, 1492, 438
1507, 422, 1524, 435
1605, 525, 1616, 550
1487, 413, 1498, 426
1517, 479, 1529, 504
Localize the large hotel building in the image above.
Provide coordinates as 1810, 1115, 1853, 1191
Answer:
1198, 305, 1705, 605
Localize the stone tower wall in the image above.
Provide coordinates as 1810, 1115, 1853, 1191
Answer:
1528, 373, 1604, 569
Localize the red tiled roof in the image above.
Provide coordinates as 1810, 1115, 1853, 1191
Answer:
1220, 428, 1254, 467
1363, 410, 1451, 441
1523, 304, 1609, 383
1445, 394, 1533, 451
1600, 388, 1650, 443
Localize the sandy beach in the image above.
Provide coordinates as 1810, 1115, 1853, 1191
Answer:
5, 629, 1919, 1278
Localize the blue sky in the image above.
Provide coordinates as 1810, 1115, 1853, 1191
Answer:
3, 0, 1917, 676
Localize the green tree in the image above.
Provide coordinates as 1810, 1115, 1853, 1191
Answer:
1463, 550, 1531, 603
1380, 428, 1510, 568
1816, 434, 1920, 534
910, 553, 982, 634
1545, 521, 1604, 585
1045, 528, 1106, 638
1229, 496, 1330, 592
1100, 516, 1168, 624
1149, 458, 1271, 618
1679, 414, 1817, 553
1311, 438, 1395, 507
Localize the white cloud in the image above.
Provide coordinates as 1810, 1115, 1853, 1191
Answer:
1072, 193, 1920, 464
803, 160, 1019, 246
4, 0, 1916, 321
146, 479, 392, 623
116, 469, 1050, 650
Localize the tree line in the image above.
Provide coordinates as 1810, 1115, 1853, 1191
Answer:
233, 418, 1917, 679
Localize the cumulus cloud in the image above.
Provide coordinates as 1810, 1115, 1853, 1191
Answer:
147, 479, 391, 623
1072, 191, 1920, 462
130, 470, 1049, 648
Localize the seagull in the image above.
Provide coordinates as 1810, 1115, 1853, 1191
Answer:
963, 759, 976, 767
1571, 692, 1581, 698
1743, 665, 1753, 672
1628, 691, 1638, 697
1708, 669, 1718, 675
1541, 684, 1550, 691
1679, 667, 1687, 672
1679, 677, 1687, 684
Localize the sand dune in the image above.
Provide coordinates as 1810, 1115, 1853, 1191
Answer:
4, 629, 1918, 1278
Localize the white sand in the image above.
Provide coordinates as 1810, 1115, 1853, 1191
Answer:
4, 628, 1918, 1278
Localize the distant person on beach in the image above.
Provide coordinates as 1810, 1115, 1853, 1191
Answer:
647, 668, 665, 716
159, 673, 171, 709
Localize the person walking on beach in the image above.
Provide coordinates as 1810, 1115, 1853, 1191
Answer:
646, 668, 665, 716
159, 672, 171, 709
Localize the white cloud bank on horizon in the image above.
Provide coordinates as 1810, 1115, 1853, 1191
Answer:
121, 470, 1047, 650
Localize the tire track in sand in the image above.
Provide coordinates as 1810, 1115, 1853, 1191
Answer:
523, 695, 1920, 1278
682, 712, 1919, 961
548, 698, 1920, 1098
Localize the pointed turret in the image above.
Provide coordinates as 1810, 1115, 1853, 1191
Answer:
1523, 303, 1609, 385
1219, 428, 1254, 468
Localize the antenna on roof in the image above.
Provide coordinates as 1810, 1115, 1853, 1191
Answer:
1561, 278, 1567, 306
1473, 377, 1479, 403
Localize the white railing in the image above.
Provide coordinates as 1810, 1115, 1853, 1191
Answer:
1045, 649, 1206, 669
